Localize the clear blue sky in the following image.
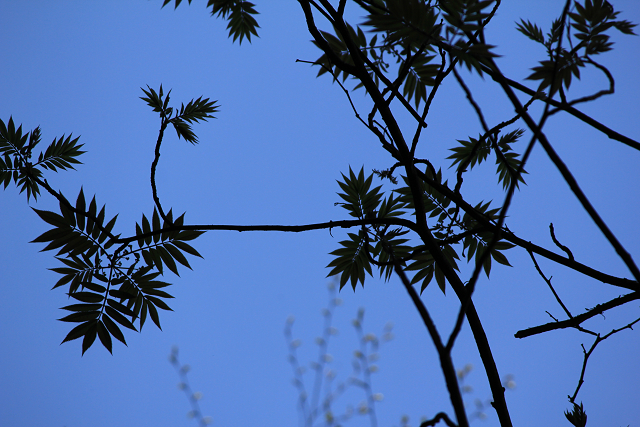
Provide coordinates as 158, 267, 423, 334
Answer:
1, 2, 639, 426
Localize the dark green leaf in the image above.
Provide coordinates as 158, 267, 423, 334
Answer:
105, 306, 137, 331
76, 188, 86, 231
107, 298, 135, 316
146, 295, 173, 311
69, 291, 103, 304
147, 301, 161, 330
97, 320, 112, 353
58, 311, 100, 323
61, 320, 96, 344
157, 245, 179, 275
102, 314, 127, 346
82, 324, 97, 355
61, 303, 102, 312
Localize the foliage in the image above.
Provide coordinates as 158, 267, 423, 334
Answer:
517, 0, 635, 96
0, 87, 214, 355
2, 0, 639, 426
162, 0, 260, 44
0, 116, 84, 200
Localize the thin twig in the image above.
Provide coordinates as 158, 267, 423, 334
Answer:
568, 316, 640, 402
528, 249, 573, 318
549, 223, 574, 261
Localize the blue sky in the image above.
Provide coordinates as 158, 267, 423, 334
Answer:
1, 1, 639, 426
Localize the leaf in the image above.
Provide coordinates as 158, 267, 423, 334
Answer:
108, 289, 137, 300
491, 248, 512, 266
60, 303, 102, 312
37, 134, 85, 172
164, 243, 191, 269
177, 96, 219, 125
434, 263, 446, 294
105, 306, 137, 331
82, 324, 97, 355
142, 214, 152, 245
326, 230, 373, 291
31, 208, 68, 228
209, 0, 261, 45
176, 229, 204, 242
140, 85, 165, 113
69, 291, 104, 304
147, 300, 162, 330
140, 299, 148, 330
61, 320, 96, 344
97, 320, 113, 353
99, 214, 118, 244
138, 280, 172, 289
80, 281, 107, 294
58, 311, 100, 323
565, 402, 587, 427
145, 295, 173, 311
152, 209, 161, 243
107, 298, 135, 317
76, 187, 86, 231
141, 288, 174, 299
171, 240, 203, 258
157, 245, 179, 275
516, 19, 545, 43
31, 226, 72, 245
102, 315, 127, 346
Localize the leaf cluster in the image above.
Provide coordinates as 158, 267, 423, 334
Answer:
134, 208, 203, 276
2, 114, 208, 354
140, 85, 218, 144
447, 128, 527, 190
33, 191, 204, 354
311, 0, 498, 109
327, 167, 515, 294
440, 1, 500, 74
517, 0, 636, 95
565, 402, 587, 427
162, 0, 260, 44
0, 117, 84, 200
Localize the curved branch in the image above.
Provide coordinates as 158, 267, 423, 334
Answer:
151, 118, 169, 221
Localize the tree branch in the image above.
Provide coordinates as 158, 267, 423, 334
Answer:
568, 316, 640, 402
382, 239, 468, 427
515, 291, 640, 338
112, 217, 419, 246
150, 118, 169, 221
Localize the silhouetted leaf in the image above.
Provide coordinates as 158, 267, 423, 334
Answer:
97, 320, 112, 353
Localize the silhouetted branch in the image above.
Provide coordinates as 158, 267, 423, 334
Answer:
549, 223, 574, 261
150, 117, 169, 222
568, 316, 640, 402
528, 249, 573, 318
515, 292, 640, 338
